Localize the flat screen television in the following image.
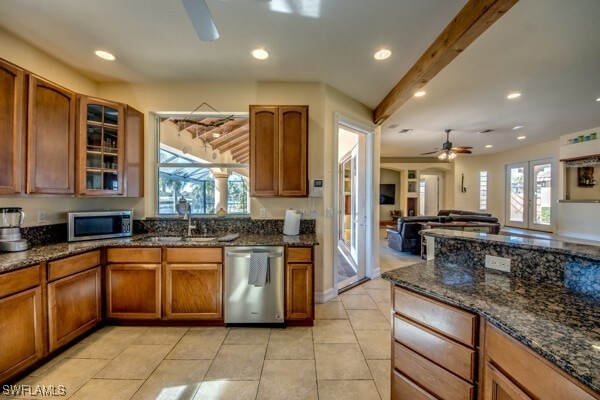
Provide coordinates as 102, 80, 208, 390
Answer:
379, 184, 396, 204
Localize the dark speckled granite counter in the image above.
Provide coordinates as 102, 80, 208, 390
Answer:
0, 233, 319, 274
383, 229, 600, 394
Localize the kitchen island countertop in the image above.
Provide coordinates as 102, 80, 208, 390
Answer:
0, 233, 319, 274
382, 260, 600, 394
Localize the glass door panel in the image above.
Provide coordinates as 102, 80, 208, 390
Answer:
505, 159, 553, 232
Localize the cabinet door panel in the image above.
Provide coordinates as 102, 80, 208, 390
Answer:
125, 106, 144, 197
0, 287, 43, 382
286, 263, 313, 320
279, 106, 307, 196
250, 106, 278, 196
27, 75, 75, 194
0, 59, 24, 194
48, 267, 101, 351
483, 362, 532, 400
165, 264, 222, 319
106, 264, 161, 319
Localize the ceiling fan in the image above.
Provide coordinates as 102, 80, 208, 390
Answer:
182, 0, 220, 41
420, 129, 473, 161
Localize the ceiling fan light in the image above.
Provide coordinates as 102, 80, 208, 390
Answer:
438, 152, 448, 160
448, 152, 457, 160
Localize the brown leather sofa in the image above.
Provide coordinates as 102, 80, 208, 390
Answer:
387, 210, 500, 254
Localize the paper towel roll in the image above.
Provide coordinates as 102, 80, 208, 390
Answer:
283, 209, 301, 236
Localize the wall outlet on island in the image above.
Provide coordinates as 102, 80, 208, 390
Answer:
38, 209, 47, 224
485, 255, 511, 272
259, 208, 266, 218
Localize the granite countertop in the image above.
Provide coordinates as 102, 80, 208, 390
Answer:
382, 261, 600, 394
0, 233, 320, 274
421, 229, 600, 261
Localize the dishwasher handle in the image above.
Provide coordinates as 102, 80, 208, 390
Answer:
226, 250, 283, 258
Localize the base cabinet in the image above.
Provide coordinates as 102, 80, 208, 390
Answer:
0, 266, 43, 383
106, 248, 162, 320
164, 248, 223, 320
483, 322, 598, 400
285, 247, 314, 322
47, 267, 101, 352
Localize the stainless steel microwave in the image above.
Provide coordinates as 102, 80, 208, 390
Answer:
67, 211, 132, 242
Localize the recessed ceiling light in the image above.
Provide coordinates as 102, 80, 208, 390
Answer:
512, 125, 524, 130
507, 92, 521, 99
485, 144, 493, 148
414, 91, 426, 97
374, 49, 391, 61
94, 50, 115, 61
597, 97, 600, 102
251, 48, 269, 60
517, 136, 526, 140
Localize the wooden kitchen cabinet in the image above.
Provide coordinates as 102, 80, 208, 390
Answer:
285, 247, 314, 323
47, 251, 102, 352
26, 74, 76, 194
250, 105, 308, 197
0, 58, 25, 195
106, 248, 162, 319
0, 265, 43, 383
125, 105, 144, 197
164, 248, 223, 320
391, 286, 478, 400
77, 95, 125, 195
483, 321, 599, 400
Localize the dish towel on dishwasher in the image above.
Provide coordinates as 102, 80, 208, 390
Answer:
248, 252, 270, 286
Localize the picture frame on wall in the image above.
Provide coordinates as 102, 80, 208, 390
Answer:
407, 182, 416, 193
408, 170, 416, 179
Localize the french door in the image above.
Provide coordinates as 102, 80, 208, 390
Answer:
505, 158, 554, 231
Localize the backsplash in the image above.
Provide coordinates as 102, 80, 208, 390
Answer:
21, 218, 317, 247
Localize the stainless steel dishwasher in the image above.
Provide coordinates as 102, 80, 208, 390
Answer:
224, 246, 285, 324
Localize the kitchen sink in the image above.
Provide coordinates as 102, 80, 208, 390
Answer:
142, 236, 183, 242
183, 236, 217, 242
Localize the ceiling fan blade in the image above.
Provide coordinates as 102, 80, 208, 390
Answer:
452, 146, 473, 150
453, 149, 472, 154
420, 150, 440, 155
182, 0, 220, 41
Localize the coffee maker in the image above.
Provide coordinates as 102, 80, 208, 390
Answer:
0, 207, 29, 252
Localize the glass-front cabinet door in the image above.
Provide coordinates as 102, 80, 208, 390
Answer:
78, 96, 125, 195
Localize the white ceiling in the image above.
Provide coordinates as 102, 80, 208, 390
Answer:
1, 0, 598, 159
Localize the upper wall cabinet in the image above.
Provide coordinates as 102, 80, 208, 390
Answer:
26, 74, 76, 195
77, 96, 125, 196
0, 59, 25, 195
250, 105, 308, 197
124, 106, 144, 198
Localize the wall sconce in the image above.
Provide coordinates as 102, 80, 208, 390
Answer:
461, 173, 467, 193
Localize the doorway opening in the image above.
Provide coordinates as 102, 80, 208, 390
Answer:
335, 116, 374, 292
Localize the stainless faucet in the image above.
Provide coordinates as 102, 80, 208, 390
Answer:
186, 203, 194, 236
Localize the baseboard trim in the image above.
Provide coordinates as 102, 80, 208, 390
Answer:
315, 287, 337, 304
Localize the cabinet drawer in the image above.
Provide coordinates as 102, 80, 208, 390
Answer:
393, 286, 477, 347
287, 247, 312, 263
485, 322, 597, 400
107, 247, 161, 263
394, 341, 474, 400
165, 247, 223, 263
394, 314, 476, 382
392, 369, 438, 400
0, 265, 40, 298
48, 250, 101, 281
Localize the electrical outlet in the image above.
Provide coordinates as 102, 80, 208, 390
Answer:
38, 209, 47, 224
485, 255, 511, 272
309, 210, 318, 219
259, 208, 266, 218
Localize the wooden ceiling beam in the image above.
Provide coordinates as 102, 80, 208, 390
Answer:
373, 0, 518, 125
210, 126, 249, 148
230, 141, 250, 158
216, 135, 248, 152
199, 118, 248, 141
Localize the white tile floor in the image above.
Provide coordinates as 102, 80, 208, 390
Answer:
8, 236, 419, 400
